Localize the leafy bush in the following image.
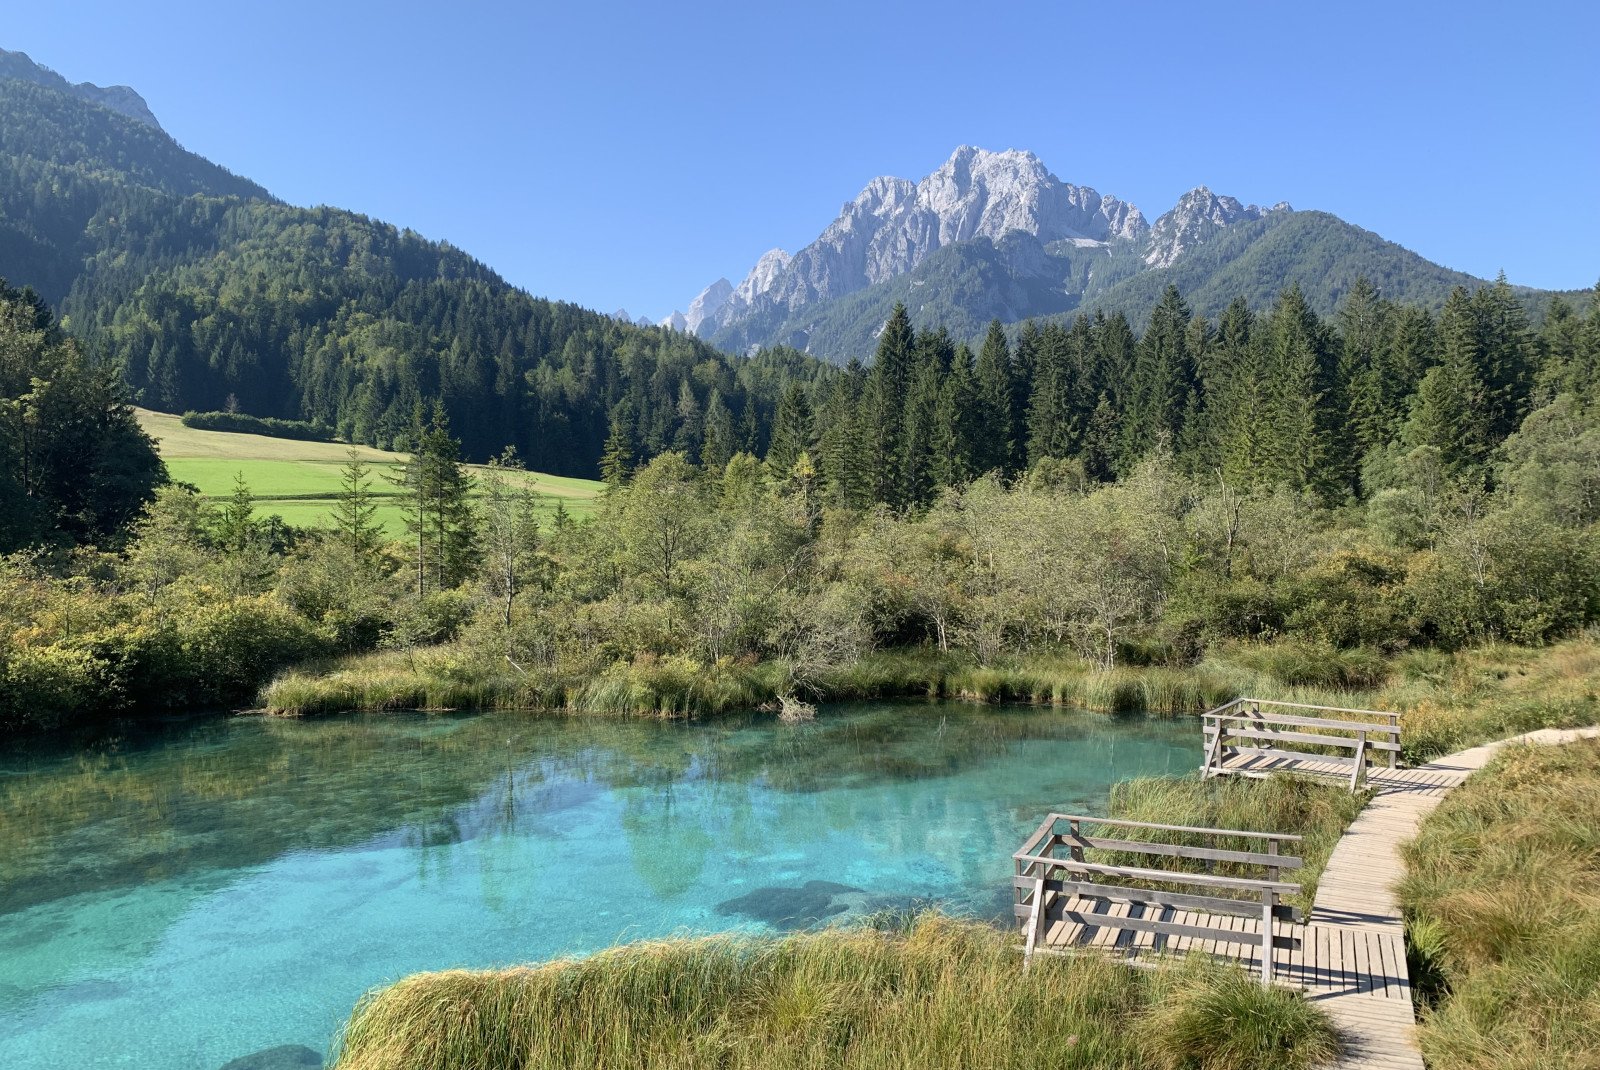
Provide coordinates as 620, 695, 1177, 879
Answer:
180, 410, 336, 441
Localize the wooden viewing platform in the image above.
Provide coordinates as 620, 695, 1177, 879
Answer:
1016, 709, 1600, 1070
1201, 697, 1403, 789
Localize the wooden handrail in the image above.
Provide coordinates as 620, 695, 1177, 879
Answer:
1207, 696, 1400, 720
1031, 813, 1304, 841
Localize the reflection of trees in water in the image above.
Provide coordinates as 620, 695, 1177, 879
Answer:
0, 703, 1194, 918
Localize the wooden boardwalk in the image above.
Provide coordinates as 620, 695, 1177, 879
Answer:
1034, 727, 1600, 1070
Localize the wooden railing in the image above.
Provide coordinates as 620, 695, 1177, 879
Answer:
1013, 813, 1302, 987
1201, 698, 1402, 790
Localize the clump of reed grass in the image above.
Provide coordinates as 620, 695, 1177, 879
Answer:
1399, 736, 1600, 1069
329, 914, 1338, 1070
1108, 774, 1368, 910
1139, 957, 1340, 1070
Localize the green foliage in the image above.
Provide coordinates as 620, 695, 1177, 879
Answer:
181, 409, 334, 441
0, 277, 165, 551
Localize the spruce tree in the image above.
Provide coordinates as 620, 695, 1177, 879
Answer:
333, 449, 383, 559
600, 398, 637, 487
1261, 284, 1340, 495
671, 379, 702, 463
866, 303, 914, 505
819, 358, 870, 508
700, 388, 736, 472
934, 343, 979, 487
1094, 311, 1137, 411
1212, 299, 1271, 487
900, 341, 945, 506
1120, 285, 1193, 470
1026, 323, 1076, 464
973, 319, 1014, 474
1011, 320, 1041, 471
1404, 287, 1490, 473
215, 472, 256, 551
766, 380, 815, 477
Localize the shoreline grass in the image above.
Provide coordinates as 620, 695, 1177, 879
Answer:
1398, 736, 1600, 1069
259, 639, 1600, 763
329, 914, 1338, 1070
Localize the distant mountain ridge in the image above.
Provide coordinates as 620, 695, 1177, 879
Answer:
0, 48, 162, 130
661, 146, 1565, 361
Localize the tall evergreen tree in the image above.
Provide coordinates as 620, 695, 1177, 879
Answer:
766, 380, 815, 477
1260, 284, 1342, 494
1404, 287, 1490, 473
332, 450, 383, 559
1120, 284, 1193, 469
933, 343, 979, 488
819, 359, 870, 508
901, 336, 945, 506
1026, 322, 1076, 463
1011, 320, 1041, 470
973, 319, 1014, 475
600, 398, 637, 487
700, 388, 736, 472
866, 303, 914, 505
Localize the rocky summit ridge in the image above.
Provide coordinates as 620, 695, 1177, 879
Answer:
665, 146, 1289, 346
0, 47, 162, 130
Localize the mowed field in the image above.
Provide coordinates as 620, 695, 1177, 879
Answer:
135, 409, 603, 536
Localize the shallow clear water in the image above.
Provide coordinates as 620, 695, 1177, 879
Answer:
0, 701, 1197, 1070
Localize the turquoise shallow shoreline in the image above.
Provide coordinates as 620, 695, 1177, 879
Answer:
0, 701, 1198, 1070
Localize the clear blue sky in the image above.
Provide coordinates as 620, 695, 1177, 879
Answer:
11, 0, 1598, 320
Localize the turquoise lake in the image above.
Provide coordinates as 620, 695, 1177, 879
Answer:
0, 701, 1199, 1069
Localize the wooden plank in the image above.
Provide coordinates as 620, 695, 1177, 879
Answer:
1052, 909, 1302, 949
1216, 726, 1402, 752
1207, 710, 1402, 737
1035, 814, 1304, 841
1054, 834, 1305, 869
1222, 745, 1363, 768
1012, 856, 1302, 893
1020, 877, 1303, 921
1205, 697, 1401, 720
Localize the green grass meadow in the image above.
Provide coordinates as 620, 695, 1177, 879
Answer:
136, 409, 602, 535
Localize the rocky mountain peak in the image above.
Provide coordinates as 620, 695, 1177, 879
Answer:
0, 47, 162, 130
1144, 186, 1292, 268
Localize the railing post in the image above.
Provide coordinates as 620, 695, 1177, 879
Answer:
1069, 819, 1084, 864
1388, 714, 1398, 769
1023, 876, 1045, 971
1261, 886, 1275, 988
1352, 730, 1368, 791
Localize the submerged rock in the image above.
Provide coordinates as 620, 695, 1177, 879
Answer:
217, 1045, 323, 1070
716, 880, 866, 928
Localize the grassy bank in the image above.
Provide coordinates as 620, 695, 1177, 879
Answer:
1399, 736, 1600, 1069
330, 914, 1337, 1070
260, 638, 1600, 759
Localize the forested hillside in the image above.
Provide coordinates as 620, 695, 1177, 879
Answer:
0, 75, 823, 475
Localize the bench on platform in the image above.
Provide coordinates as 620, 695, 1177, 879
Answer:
1201, 698, 1402, 790
1013, 813, 1303, 987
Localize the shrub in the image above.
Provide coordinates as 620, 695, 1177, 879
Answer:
180, 410, 336, 441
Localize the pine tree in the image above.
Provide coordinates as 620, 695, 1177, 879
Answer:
738, 398, 761, 456
701, 388, 735, 472
866, 303, 914, 505
1260, 284, 1340, 494
1094, 311, 1137, 411
1212, 299, 1271, 487
600, 398, 637, 487
1120, 285, 1193, 469
1027, 323, 1075, 463
819, 359, 870, 508
1011, 320, 1041, 471
671, 379, 702, 463
215, 471, 256, 551
901, 339, 945, 506
332, 449, 383, 559
973, 319, 1014, 475
766, 380, 815, 477
1473, 273, 1535, 440
1404, 287, 1490, 474
1178, 313, 1216, 469
933, 343, 978, 488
